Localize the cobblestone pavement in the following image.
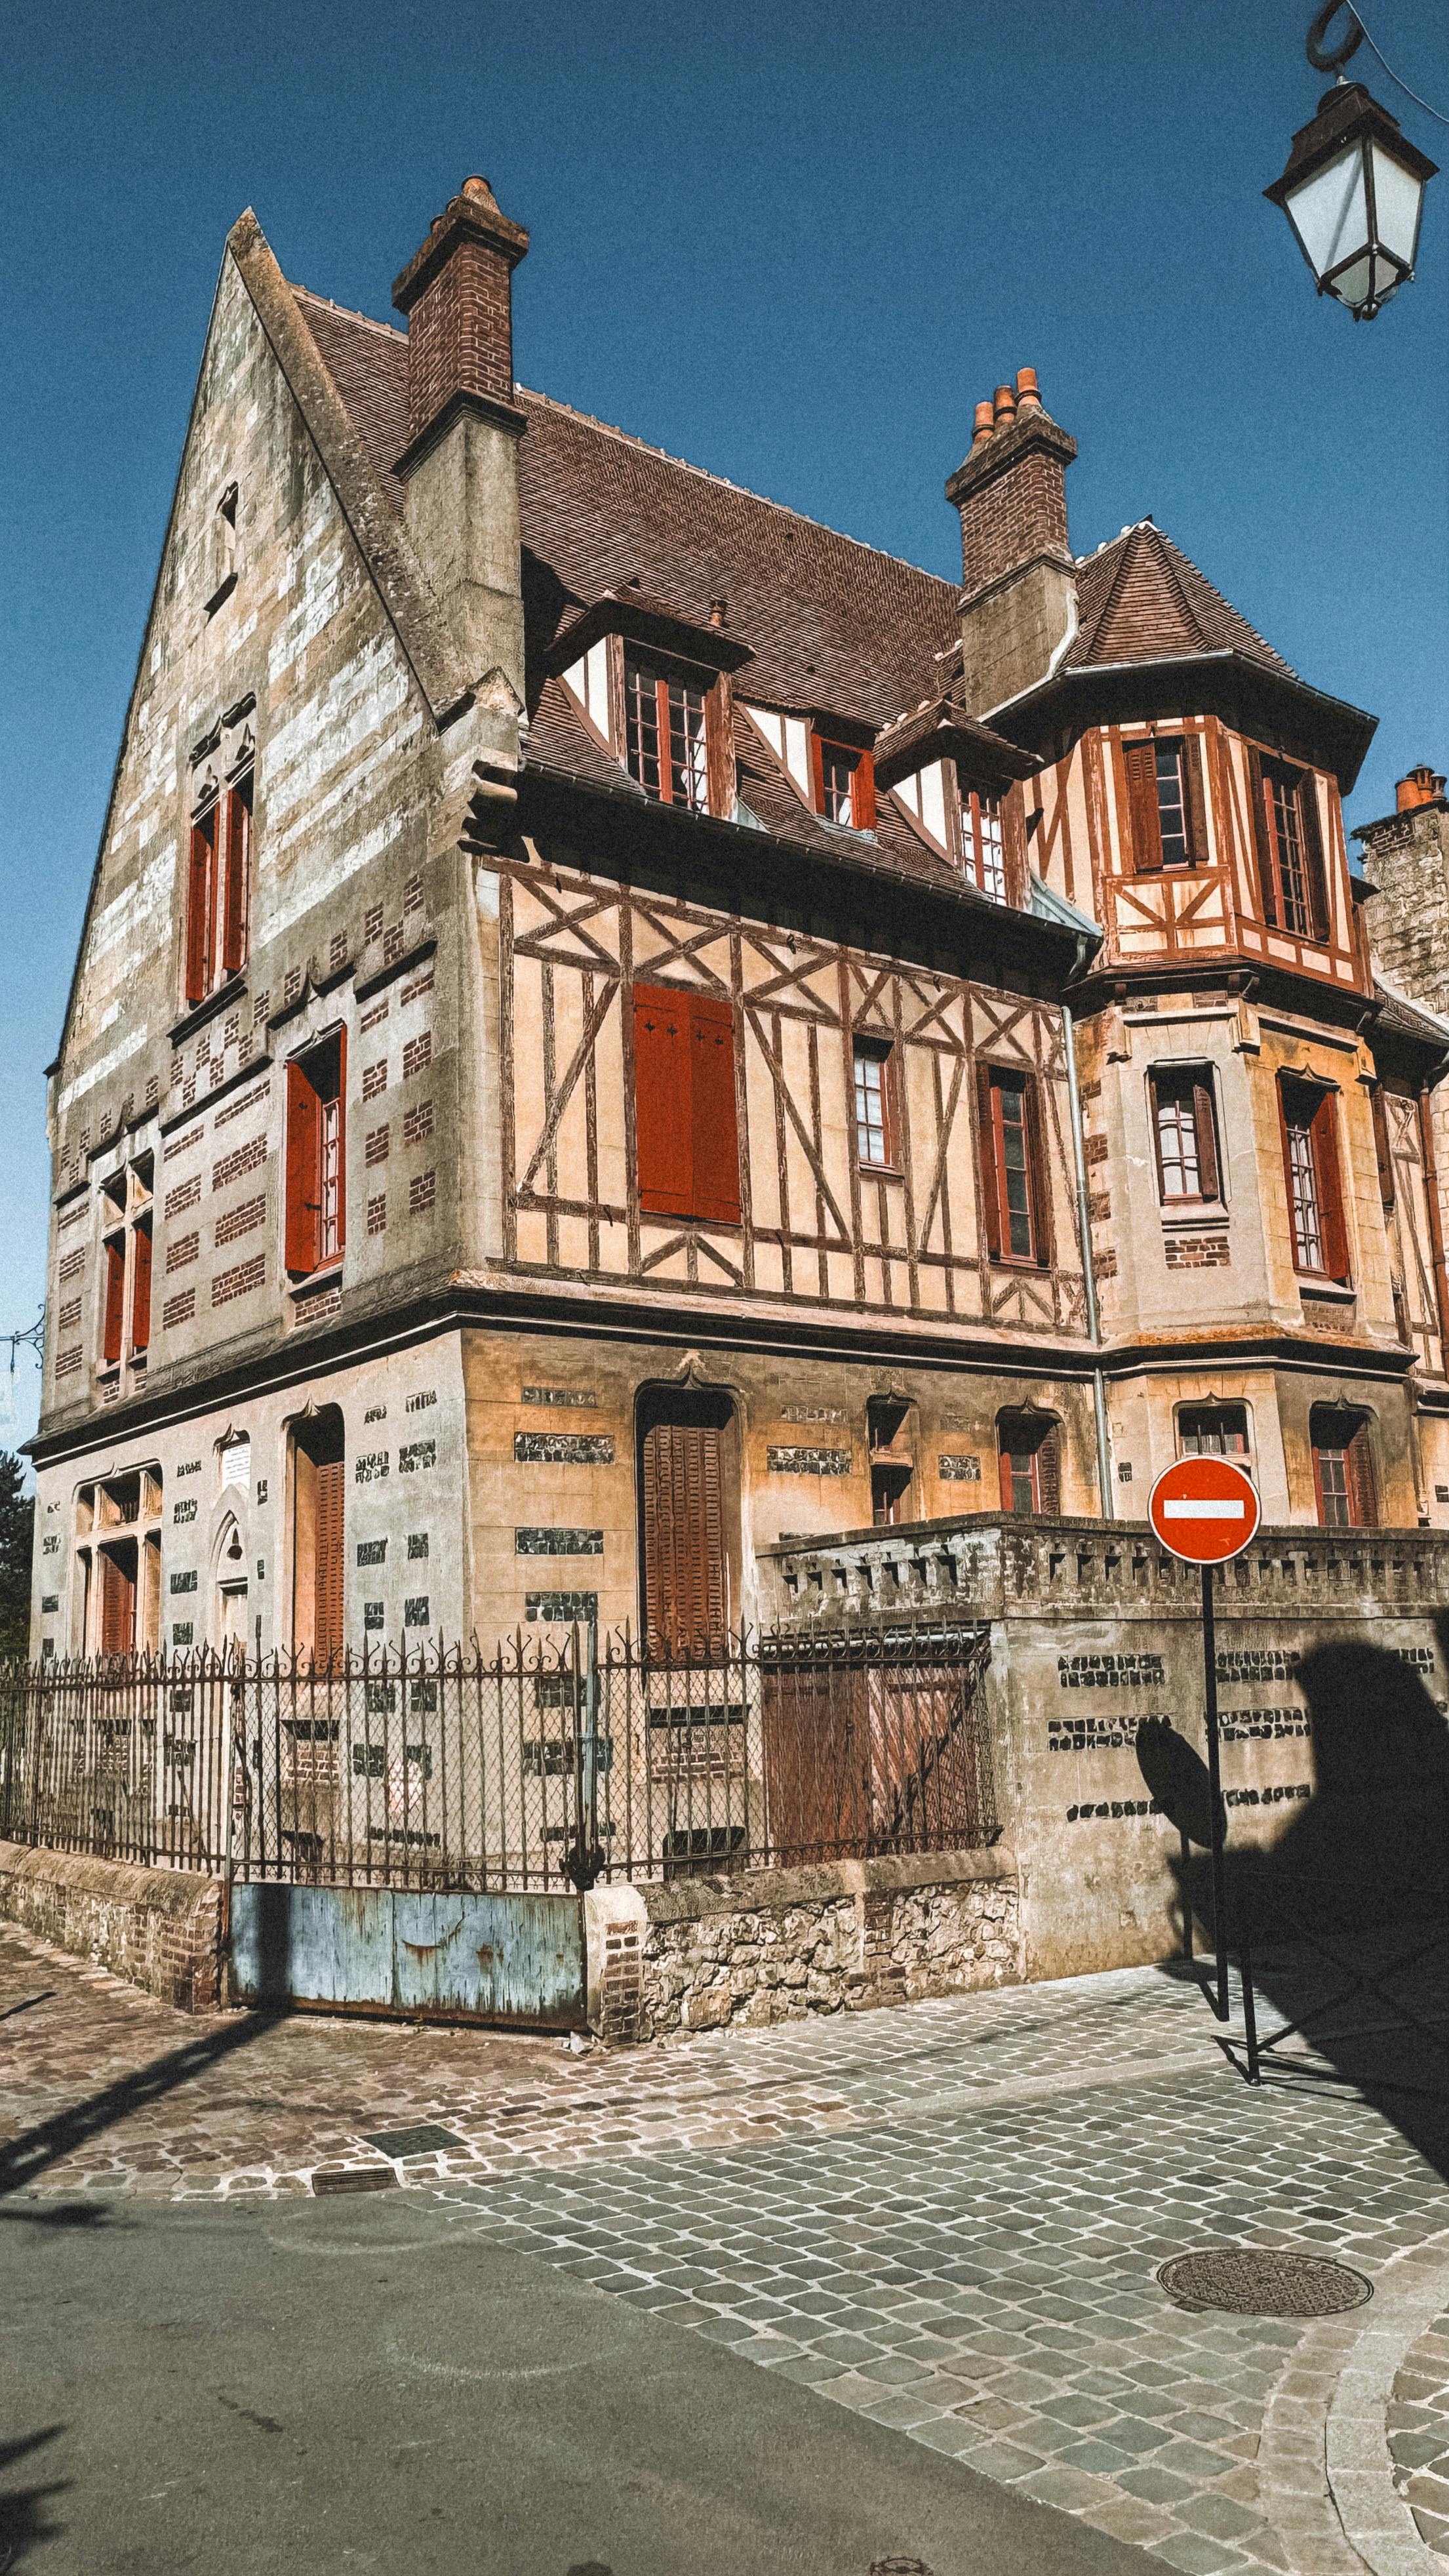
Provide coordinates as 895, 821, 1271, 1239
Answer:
5, 1919, 1449, 2575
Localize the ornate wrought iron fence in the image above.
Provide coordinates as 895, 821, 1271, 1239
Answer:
0, 1622, 996, 1890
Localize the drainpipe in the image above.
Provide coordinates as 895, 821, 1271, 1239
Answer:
1060, 945, 1114, 1519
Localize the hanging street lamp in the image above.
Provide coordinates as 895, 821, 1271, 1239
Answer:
1265, 4, 1437, 319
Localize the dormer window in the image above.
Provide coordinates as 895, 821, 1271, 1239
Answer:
624, 654, 709, 812
185, 717, 254, 1005
892, 761, 1010, 899
813, 737, 875, 830
962, 791, 1006, 900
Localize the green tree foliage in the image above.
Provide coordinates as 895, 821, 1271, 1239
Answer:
0, 1452, 35, 1657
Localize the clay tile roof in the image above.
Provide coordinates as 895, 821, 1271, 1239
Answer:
1067, 522, 1295, 680
874, 694, 1039, 787
1372, 977, 1449, 1053
290, 286, 961, 729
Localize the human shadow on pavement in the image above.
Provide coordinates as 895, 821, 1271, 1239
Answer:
0, 2009, 284, 2201
1149, 1640, 1449, 2183
0, 2426, 69, 2569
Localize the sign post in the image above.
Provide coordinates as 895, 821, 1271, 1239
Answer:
1148, 1457, 1262, 2026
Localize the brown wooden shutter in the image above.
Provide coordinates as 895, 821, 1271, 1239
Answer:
997, 1428, 1015, 1511
688, 992, 742, 1226
221, 780, 251, 976
1312, 1089, 1350, 1281
1182, 736, 1208, 862
102, 1236, 126, 1367
976, 1064, 1002, 1260
1023, 1073, 1052, 1266
633, 986, 695, 1218
130, 1222, 151, 1354
1245, 746, 1277, 925
1193, 1076, 1220, 1201
313, 1455, 346, 1664
1371, 1086, 1396, 1211
285, 1058, 321, 1274
186, 811, 216, 1003
641, 1419, 727, 1664
1346, 1417, 1378, 1527
852, 752, 877, 832
99, 1548, 135, 1656
1298, 771, 1330, 940
1036, 1421, 1062, 1516
1123, 739, 1162, 872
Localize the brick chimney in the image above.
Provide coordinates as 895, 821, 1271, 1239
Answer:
391, 178, 530, 746
1397, 765, 1447, 813
945, 367, 1078, 717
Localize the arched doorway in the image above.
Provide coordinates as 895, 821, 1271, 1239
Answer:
636, 1386, 740, 1664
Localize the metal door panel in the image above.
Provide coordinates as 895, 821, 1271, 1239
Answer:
229, 1883, 585, 2027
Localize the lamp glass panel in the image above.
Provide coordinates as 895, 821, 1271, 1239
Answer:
1286, 140, 1369, 277
1370, 142, 1425, 266
1328, 252, 1374, 310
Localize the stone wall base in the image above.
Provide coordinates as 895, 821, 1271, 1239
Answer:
587, 1849, 1019, 2043
0, 1841, 224, 2011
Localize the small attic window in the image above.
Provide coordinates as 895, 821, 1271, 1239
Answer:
205, 485, 239, 616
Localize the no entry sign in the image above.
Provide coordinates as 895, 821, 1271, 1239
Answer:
1147, 1457, 1261, 1566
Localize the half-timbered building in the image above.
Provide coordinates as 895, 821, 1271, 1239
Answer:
28, 175, 1449, 1670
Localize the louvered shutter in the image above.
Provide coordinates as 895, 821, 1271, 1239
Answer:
1298, 773, 1330, 940
1023, 1074, 1052, 1267
100, 1548, 135, 1655
313, 1455, 346, 1664
641, 1419, 728, 1664
130, 1224, 151, 1354
633, 986, 694, 1218
976, 1065, 1003, 1259
688, 992, 741, 1226
1346, 1417, 1378, 1528
852, 752, 877, 832
1182, 736, 1209, 863
1246, 747, 1278, 925
1122, 740, 1162, 872
1036, 1421, 1062, 1516
1371, 1087, 1396, 1211
102, 1237, 126, 1367
1192, 1077, 1220, 1201
1312, 1089, 1350, 1282
221, 783, 250, 976
186, 812, 216, 1003
285, 1058, 321, 1274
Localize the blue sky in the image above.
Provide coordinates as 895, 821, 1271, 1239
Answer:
3, 0, 1446, 1453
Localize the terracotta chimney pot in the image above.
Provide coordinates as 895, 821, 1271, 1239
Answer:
1015, 366, 1042, 413
971, 399, 995, 449
993, 383, 1017, 428
1397, 765, 1447, 812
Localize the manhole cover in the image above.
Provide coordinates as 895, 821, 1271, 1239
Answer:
361, 2124, 466, 2159
1157, 2247, 1372, 2318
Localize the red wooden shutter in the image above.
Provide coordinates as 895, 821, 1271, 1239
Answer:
186, 810, 216, 1003
1036, 1421, 1062, 1516
100, 1548, 135, 1655
1371, 1087, 1396, 1211
221, 780, 251, 976
102, 1236, 126, 1367
852, 752, 877, 832
1346, 1418, 1377, 1527
1298, 772, 1330, 940
1122, 740, 1162, 872
997, 1432, 1015, 1512
1246, 748, 1277, 926
1312, 1090, 1349, 1281
130, 1222, 151, 1354
688, 992, 741, 1226
633, 986, 694, 1218
1193, 1077, 1220, 1200
313, 1456, 346, 1664
808, 730, 825, 816
285, 1058, 321, 1274
976, 1064, 1003, 1259
641, 1419, 727, 1664
1023, 1074, 1052, 1267
1182, 736, 1208, 863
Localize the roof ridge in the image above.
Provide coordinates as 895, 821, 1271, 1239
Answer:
1135, 519, 1210, 649
1074, 525, 1140, 661
1150, 525, 1298, 681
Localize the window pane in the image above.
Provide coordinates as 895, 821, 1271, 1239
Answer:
624, 660, 662, 798
1180, 1405, 1248, 1456
320, 1098, 343, 1262
1155, 743, 1189, 866
997, 1080, 1033, 1258
1284, 1100, 1324, 1271
1316, 1445, 1351, 1525
1269, 770, 1310, 935
964, 792, 1006, 900
820, 744, 859, 826
665, 679, 709, 812
854, 1047, 889, 1165
1155, 1077, 1201, 1199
